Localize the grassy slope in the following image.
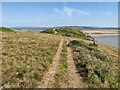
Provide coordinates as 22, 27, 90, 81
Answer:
41, 28, 88, 39
2, 27, 119, 88
68, 40, 118, 88
0, 27, 14, 32
41, 28, 118, 88
2, 32, 61, 87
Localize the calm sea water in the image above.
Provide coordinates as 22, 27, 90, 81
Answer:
93, 36, 119, 48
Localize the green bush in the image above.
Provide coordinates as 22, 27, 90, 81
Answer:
94, 66, 108, 83
68, 40, 86, 47
69, 40, 118, 88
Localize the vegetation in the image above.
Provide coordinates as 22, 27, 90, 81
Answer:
53, 38, 68, 87
41, 28, 88, 39
2, 27, 118, 88
2, 32, 61, 87
68, 40, 118, 88
59, 39, 67, 74
0, 27, 14, 32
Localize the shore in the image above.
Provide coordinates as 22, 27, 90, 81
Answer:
82, 29, 119, 37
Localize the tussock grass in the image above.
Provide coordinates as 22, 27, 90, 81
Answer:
2, 32, 61, 88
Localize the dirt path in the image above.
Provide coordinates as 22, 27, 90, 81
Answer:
37, 37, 64, 88
66, 39, 84, 88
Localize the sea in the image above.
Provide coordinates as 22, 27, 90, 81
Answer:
93, 36, 119, 48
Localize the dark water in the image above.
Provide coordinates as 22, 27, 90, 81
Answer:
93, 36, 119, 48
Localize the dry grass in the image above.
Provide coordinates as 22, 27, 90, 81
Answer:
97, 42, 118, 60
2, 32, 61, 88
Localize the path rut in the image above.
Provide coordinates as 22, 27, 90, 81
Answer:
37, 37, 64, 88
67, 39, 84, 88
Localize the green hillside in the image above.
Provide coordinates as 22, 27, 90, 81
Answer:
2, 28, 119, 88
41, 28, 88, 39
68, 40, 118, 88
0, 27, 14, 32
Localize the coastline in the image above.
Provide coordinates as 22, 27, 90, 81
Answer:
81, 29, 119, 48
88, 33, 119, 37
82, 29, 119, 37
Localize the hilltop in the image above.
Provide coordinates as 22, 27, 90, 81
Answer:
41, 28, 88, 39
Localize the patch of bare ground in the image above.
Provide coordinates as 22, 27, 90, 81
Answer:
37, 37, 64, 88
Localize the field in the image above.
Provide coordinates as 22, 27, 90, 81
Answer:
1, 27, 119, 88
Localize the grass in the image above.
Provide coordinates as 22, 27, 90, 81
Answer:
68, 40, 118, 88
2, 27, 119, 88
59, 38, 67, 74
53, 38, 68, 87
0, 27, 14, 32
2, 32, 61, 88
41, 28, 88, 39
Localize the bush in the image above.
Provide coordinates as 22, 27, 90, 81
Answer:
68, 40, 86, 47
69, 40, 118, 88
94, 66, 108, 83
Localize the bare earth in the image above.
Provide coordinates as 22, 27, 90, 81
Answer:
37, 37, 64, 88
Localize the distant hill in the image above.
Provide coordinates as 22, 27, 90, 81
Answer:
9, 26, 118, 31
53, 26, 118, 30
0, 27, 14, 32
10, 27, 49, 30
41, 28, 88, 39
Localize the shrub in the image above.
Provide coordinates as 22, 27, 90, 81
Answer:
68, 40, 86, 47
69, 40, 118, 88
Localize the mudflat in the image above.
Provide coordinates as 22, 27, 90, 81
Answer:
82, 29, 119, 36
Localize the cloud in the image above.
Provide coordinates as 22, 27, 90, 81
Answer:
54, 6, 90, 17
63, 7, 73, 17
54, 8, 65, 16
74, 9, 90, 16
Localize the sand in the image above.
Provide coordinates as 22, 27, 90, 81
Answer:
82, 29, 119, 37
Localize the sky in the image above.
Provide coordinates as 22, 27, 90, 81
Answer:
2, 2, 118, 27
